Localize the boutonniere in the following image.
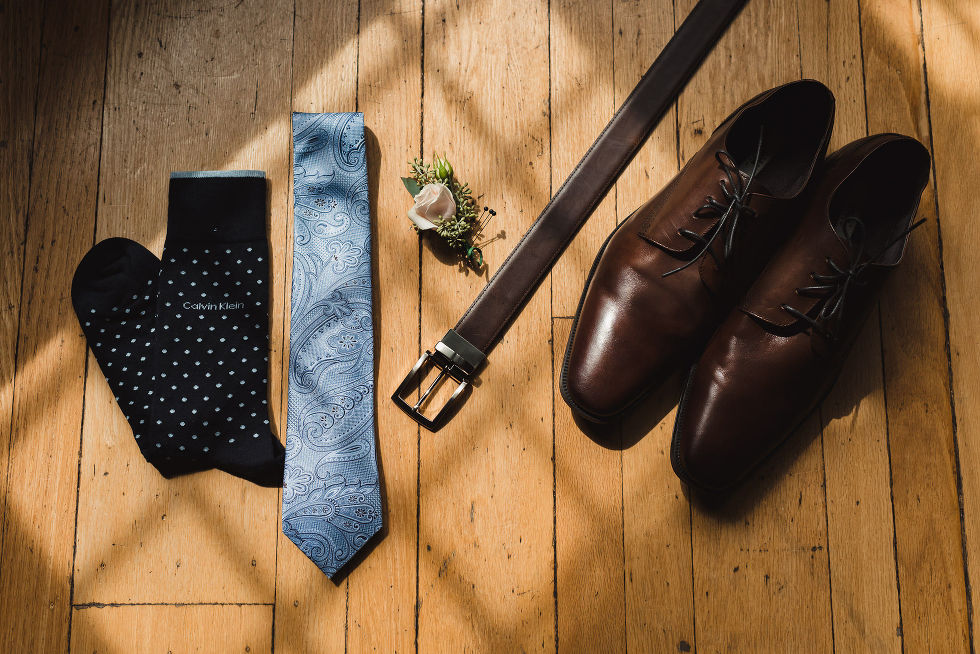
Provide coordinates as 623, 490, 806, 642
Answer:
401, 154, 496, 269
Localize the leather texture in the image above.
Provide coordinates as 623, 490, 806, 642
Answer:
561, 80, 836, 421
671, 133, 931, 491
283, 112, 382, 578
451, 0, 748, 356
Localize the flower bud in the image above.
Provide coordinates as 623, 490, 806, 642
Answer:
434, 154, 453, 180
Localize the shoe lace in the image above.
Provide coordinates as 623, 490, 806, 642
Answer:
663, 129, 765, 278
780, 215, 925, 341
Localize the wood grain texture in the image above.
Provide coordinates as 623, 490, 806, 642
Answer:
0, 1, 109, 651
863, 0, 971, 650
797, 0, 904, 650
0, 0, 975, 650
553, 319, 625, 653
417, 0, 554, 651
677, 0, 834, 650
549, 0, 615, 317
73, 0, 290, 606
273, 2, 357, 652
345, 1, 423, 653
548, 2, 624, 652
917, 0, 980, 647
612, 2, 696, 652
0, 0, 43, 582
69, 604, 273, 653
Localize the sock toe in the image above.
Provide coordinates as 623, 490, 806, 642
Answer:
215, 434, 285, 487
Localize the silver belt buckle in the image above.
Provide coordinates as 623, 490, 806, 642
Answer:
391, 330, 485, 431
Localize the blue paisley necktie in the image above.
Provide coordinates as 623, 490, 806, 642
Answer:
282, 112, 382, 578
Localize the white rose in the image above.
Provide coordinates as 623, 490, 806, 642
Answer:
407, 183, 456, 231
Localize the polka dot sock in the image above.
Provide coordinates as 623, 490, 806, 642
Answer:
155, 171, 283, 486
71, 171, 285, 487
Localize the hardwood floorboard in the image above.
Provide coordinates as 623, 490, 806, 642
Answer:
347, 1, 423, 653
273, 2, 357, 652
0, 1, 110, 651
798, 0, 904, 650
918, 0, 980, 646
69, 604, 273, 653
549, 0, 616, 317
547, 2, 626, 652
861, 0, 972, 650
678, 0, 835, 649
611, 2, 698, 651
0, 0, 44, 578
553, 319, 626, 653
417, 1, 554, 651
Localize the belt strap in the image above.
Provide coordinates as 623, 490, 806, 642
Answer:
393, 0, 748, 430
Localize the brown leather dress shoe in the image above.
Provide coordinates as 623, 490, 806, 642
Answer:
671, 133, 931, 490
561, 80, 835, 422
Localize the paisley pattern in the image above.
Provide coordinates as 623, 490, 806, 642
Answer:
283, 112, 382, 578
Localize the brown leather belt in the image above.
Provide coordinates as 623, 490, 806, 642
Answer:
393, 0, 749, 430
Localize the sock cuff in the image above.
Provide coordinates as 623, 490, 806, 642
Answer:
167, 171, 267, 243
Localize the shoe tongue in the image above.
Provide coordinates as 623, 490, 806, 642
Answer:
832, 215, 869, 259
737, 168, 772, 198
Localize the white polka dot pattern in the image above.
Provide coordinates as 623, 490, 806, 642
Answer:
71, 175, 284, 487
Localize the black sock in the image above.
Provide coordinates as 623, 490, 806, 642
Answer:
151, 171, 284, 486
71, 238, 165, 467
72, 171, 284, 487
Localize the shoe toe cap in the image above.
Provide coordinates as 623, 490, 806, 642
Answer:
672, 330, 815, 491
673, 376, 747, 491
561, 293, 680, 421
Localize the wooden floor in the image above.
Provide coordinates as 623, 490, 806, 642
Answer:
1, 0, 979, 651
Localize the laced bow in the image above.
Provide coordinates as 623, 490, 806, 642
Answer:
663, 129, 765, 277
780, 215, 926, 341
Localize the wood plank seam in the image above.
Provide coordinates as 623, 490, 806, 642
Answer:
609, 1, 628, 649
673, 4, 694, 640
547, 1, 557, 651
550, 318, 559, 654
853, 3, 906, 650
618, 441, 627, 654
64, 5, 113, 652
856, 0, 872, 136
806, 3, 836, 651
271, 2, 300, 650
663, 6, 699, 652
609, 2, 628, 647
856, 9, 912, 652
74, 602, 275, 609
913, 0, 975, 648
875, 305, 907, 649
815, 418, 837, 652
414, 3, 426, 653
794, 5, 842, 650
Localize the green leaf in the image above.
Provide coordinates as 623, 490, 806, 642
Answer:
401, 177, 422, 197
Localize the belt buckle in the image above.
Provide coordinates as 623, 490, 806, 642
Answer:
392, 329, 485, 431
